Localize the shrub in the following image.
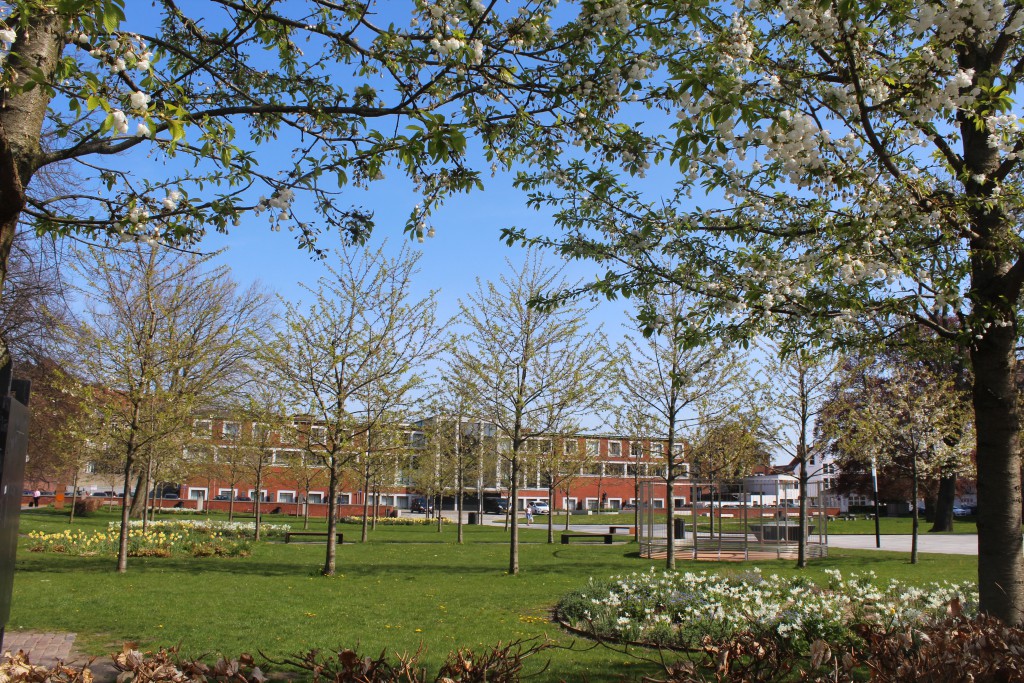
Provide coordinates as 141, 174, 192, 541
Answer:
0, 639, 555, 683
861, 613, 1024, 682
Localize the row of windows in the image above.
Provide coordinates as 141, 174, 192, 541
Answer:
196, 420, 685, 459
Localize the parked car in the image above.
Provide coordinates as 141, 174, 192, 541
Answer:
621, 502, 637, 510
213, 493, 233, 501
530, 500, 550, 515
90, 491, 115, 497
953, 506, 973, 517
234, 495, 252, 502
484, 498, 509, 514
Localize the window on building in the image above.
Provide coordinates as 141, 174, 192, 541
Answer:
193, 420, 212, 438
311, 425, 327, 444
306, 492, 325, 504
188, 488, 207, 501
222, 422, 240, 440
609, 441, 622, 457
253, 423, 271, 443
630, 441, 643, 458
564, 438, 577, 454
651, 443, 664, 457
581, 461, 602, 476
586, 439, 600, 457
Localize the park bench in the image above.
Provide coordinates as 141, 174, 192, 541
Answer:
608, 525, 636, 534
561, 532, 614, 545
285, 531, 344, 544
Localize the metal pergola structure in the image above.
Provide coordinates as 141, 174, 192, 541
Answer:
637, 478, 829, 561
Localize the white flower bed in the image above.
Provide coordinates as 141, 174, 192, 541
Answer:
557, 568, 977, 651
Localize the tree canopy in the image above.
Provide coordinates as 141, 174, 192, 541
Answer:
508, 0, 1024, 624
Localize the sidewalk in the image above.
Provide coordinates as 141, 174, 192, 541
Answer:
2, 631, 119, 681
827, 533, 978, 555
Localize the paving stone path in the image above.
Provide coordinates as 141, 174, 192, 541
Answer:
2, 631, 118, 681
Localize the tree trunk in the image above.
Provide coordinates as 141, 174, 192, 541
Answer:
129, 470, 148, 519
360, 468, 370, 542
665, 478, 675, 570
116, 457, 134, 573
797, 459, 809, 569
322, 460, 340, 576
546, 483, 554, 544
930, 475, 956, 533
0, 14, 66, 329
911, 455, 920, 565
254, 467, 262, 541
509, 457, 519, 576
456, 467, 464, 545
303, 486, 310, 530
69, 471, 79, 525
972, 323, 1023, 623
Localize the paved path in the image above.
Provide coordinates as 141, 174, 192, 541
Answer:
826, 533, 978, 555
2, 631, 119, 680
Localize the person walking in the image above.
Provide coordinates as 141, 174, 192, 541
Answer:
32, 490, 41, 508
525, 503, 534, 526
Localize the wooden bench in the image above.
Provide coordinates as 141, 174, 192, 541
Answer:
561, 533, 613, 545
285, 531, 344, 544
609, 526, 636, 534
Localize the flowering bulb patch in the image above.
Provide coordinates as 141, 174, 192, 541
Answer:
556, 568, 977, 652
28, 524, 253, 558
109, 519, 291, 539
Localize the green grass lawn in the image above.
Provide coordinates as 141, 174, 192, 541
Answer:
9, 507, 979, 682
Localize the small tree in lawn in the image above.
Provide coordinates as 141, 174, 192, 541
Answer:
613, 403, 659, 541
272, 240, 441, 577
821, 356, 974, 564
281, 444, 328, 531
531, 414, 592, 543
422, 365, 487, 543
617, 291, 746, 569
66, 244, 270, 573
687, 414, 772, 538
455, 253, 614, 575
359, 415, 411, 539
759, 342, 843, 568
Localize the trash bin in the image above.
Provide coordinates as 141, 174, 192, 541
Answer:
673, 517, 687, 539
468, 512, 478, 525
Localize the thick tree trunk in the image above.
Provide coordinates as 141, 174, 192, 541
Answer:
0, 13, 65, 298
972, 325, 1023, 624
128, 470, 148, 519
930, 475, 956, 533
